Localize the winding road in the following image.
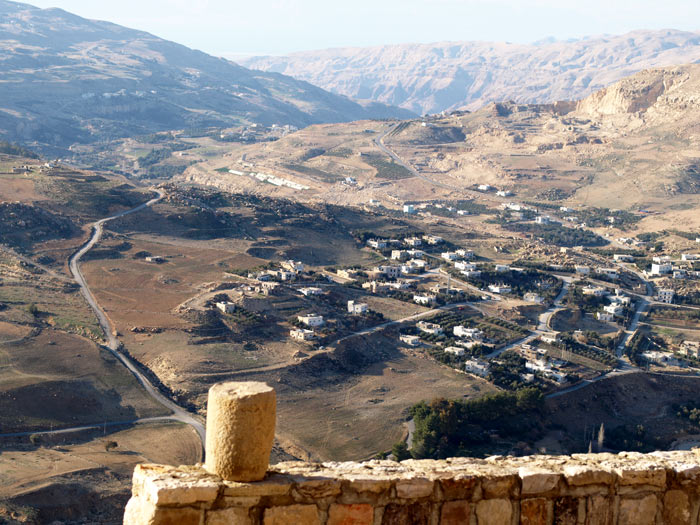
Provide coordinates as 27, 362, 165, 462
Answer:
0, 189, 207, 447
68, 189, 206, 445
374, 126, 461, 191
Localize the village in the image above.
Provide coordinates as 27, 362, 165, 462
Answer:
196, 218, 700, 395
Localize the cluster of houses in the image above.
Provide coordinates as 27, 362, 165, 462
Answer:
290, 299, 370, 342
248, 260, 306, 283
402, 203, 473, 217
579, 287, 633, 321
516, 344, 567, 383
647, 254, 700, 279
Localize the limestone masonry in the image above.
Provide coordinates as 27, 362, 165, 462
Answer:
125, 450, 700, 524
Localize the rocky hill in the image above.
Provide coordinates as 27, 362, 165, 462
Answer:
240, 30, 700, 115
0, 1, 413, 152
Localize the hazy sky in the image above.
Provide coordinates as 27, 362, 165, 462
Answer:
27, 0, 700, 57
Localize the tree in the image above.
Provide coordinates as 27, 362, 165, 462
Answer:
26, 303, 39, 317
391, 441, 411, 461
597, 423, 605, 452
104, 440, 118, 452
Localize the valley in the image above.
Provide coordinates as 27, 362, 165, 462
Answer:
0, 4, 699, 522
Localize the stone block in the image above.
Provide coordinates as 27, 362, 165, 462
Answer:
381, 502, 430, 524
618, 495, 656, 525
327, 503, 374, 525
553, 496, 578, 525
440, 500, 470, 525
131, 465, 221, 507
563, 466, 615, 487
663, 490, 690, 525
345, 478, 393, 495
440, 475, 478, 500
123, 498, 203, 525
476, 499, 512, 525
585, 495, 611, 525
395, 477, 434, 499
519, 467, 561, 495
205, 381, 276, 482
614, 466, 666, 487
482, 475, 519, 499
223, 474, 293, 497
207, 507, 253, 525
293, 478, 343, 500
520, 497, 548, 525
263, 504, 321, 525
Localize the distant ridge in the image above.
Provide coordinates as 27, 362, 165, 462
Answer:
0, 1, 414, 151
240, 30, 700, 115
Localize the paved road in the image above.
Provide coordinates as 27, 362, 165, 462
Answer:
67, 189, 206, 447
486, 277, 572, 359
374, 126, 461, 191
0, 416, 179, 439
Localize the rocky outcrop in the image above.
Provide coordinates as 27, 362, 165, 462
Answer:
576, 65, 698, 116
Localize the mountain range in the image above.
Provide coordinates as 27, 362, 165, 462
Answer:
240, 30, 700, 115
0, 1, 413, 152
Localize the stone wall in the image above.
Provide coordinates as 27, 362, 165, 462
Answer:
124, 450, 700, 524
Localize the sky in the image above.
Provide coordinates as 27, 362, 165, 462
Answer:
26, 0, 700, 57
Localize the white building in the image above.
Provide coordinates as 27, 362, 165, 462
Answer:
453, 326, 484, 340
281, 260, 305, 273
494, 264, 510, 273
404, 237, 423, 247
403, 204, 416, 214
541, 332, 560, 344
299, 287, 323, 296
603, 304, 625, 316
461, 270, 482, 278
391, 250, 409, 261
455, 261, 477, 271
297, 314, 325, 327
496, 190, 513, 197
367, 239, 387, 249
445, 346, 466, 357
535, 216, 552, 224
653, 256, 672, 264
400, 334, 421, 347
441, 252, 460, 261
376, 265, 402, 279
413, 294, 437, 306
417, 321, 442, 335
347, 300, 368, 314
465, 358, 490, 377
456, 249, 474, 259
596, 268, 619, 280
596, 312, 615, 322
681, 254, 699, 261
575, 265, 591, 275
216, 302, 236, 314
582, 286, 607, 297
488, 284, 512, 294
657, 289, 675, 304
614, 254, 635, 262
290, 329, 315, 341
423, 235, 444, 245
477, 184, 492, 192
650, 263, 673, 276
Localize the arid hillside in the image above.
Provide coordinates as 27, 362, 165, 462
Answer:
178, 64, 700, 231
240, 30, 700, 115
